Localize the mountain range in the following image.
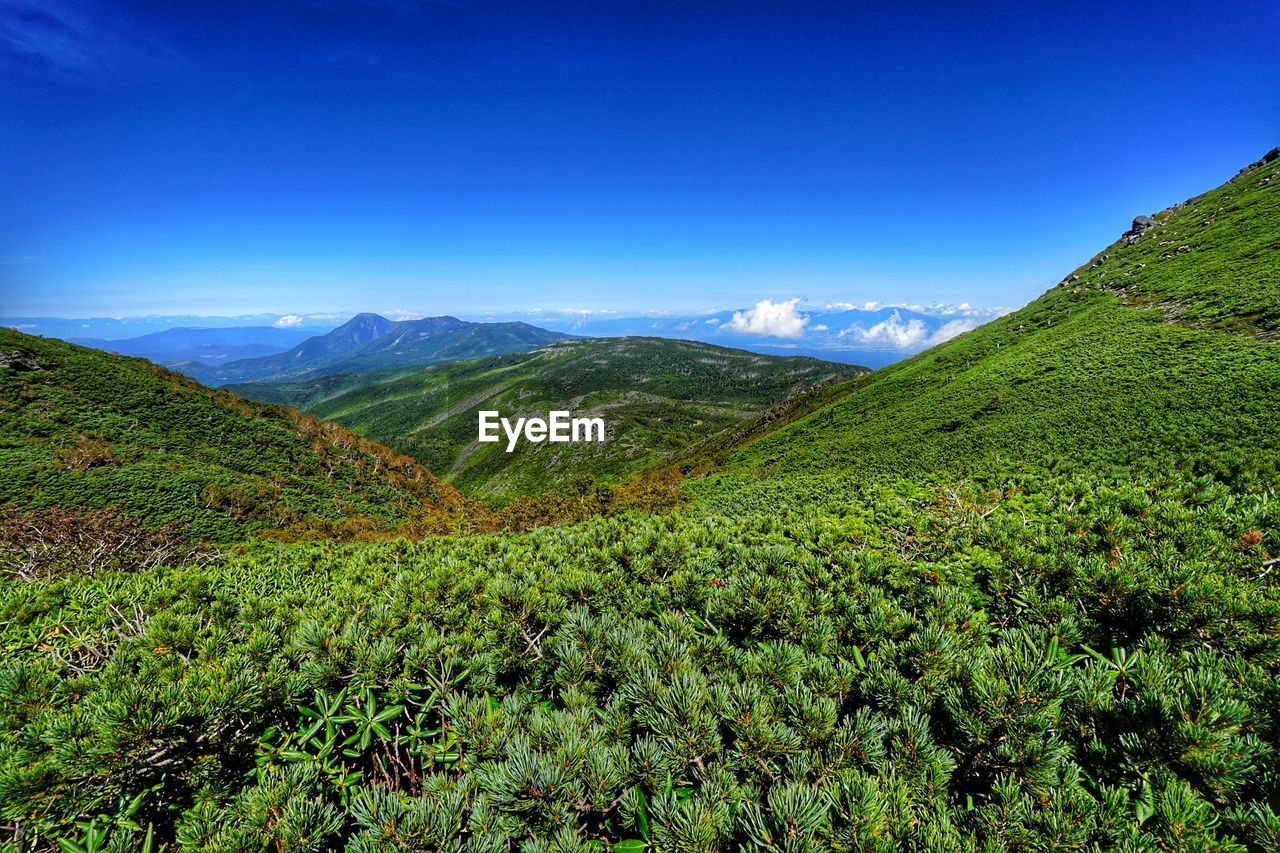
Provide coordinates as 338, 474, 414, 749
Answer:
8, 304, 1007, 373
70, 325, 318, 365
179, 314, 573, 385
528, 303, 1006, 367
0, 314, 337, 341
230, 337, 863, 498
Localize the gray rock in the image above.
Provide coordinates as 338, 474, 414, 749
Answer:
1121, 215, 1157, 244
1, 350, 40, 371
1238, 147, 1280, 175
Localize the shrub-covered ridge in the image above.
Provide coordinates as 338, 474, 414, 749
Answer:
0, 329, 463, 543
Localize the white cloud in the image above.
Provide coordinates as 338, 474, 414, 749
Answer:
926, 318, 980, 345
840, 311, 929, 348
812, 324, 828, 332
930, 303, 974, 316
383, 309, 426, 321
912, 303, 1008, 319
705, 318, 720, 325
825, 300, 882, 312
273, 314, 305, 328
820, 299, 1011, 319
725, 297, 809, 338
558, 308, 617, 316
839, 311, 981, 350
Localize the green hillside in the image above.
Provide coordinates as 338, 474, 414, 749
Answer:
692, 150, 1280, 509
0, 330, 463, 545
2, 154, 1279, 851
233, 338, 863, 499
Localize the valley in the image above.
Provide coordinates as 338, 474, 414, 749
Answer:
231, 337, 864, 499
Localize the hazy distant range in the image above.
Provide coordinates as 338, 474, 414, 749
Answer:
2, 303, 1007, 371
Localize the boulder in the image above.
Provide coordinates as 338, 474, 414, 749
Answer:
1, 350, 40, 371
1238, 146, 1280, 175
1121, 215, 1157, 245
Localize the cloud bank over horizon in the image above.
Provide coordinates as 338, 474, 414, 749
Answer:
713, 297, 1005, 346
839, 311, 984, 349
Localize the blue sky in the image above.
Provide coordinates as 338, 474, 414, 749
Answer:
1, 0, 1276, 319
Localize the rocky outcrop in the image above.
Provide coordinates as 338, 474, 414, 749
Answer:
1, 350, 40, 371
1121, 214, 1157, 245
1237, 146, 1280, 175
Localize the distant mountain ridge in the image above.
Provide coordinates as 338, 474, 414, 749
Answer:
71, 325, 317, 365
188, 314, 574, 385
10, 302, 1014, 374
10, 304, 1011, 373
0, 314, 338, 341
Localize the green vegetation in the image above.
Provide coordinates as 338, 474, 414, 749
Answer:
1, 153, 1279, 850
1, 472, 1277, 849
233, 338, 861, 499
692, 153, 1280, 502
0, 330, 462, 544
1106, 155, 1280, 338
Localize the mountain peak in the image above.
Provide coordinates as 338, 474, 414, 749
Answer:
327, 313, 398, 341
340, 312, 394, 328
196, 314, 572, 384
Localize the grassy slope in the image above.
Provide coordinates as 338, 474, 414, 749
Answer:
234, 338, 863, 499
692, 154, 1280, 509
0, 331, 462, 541
3, 158, 1280, 850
